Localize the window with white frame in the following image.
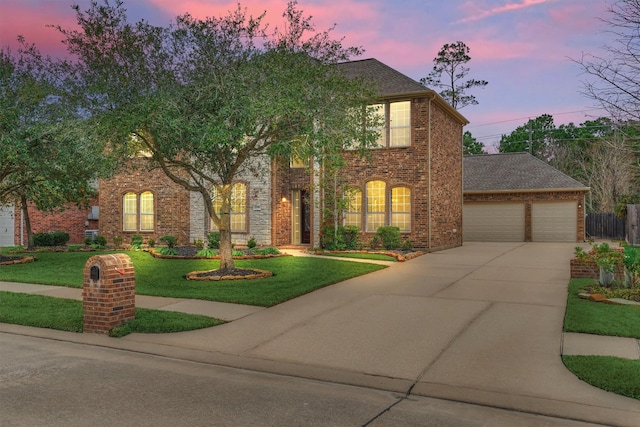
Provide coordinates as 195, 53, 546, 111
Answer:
391, 187, 411, 231
211, 183, 247, 232
366, 180, 386, 232
389, 101, 411, 147
123, 191, 154, 231
367, 103, 386, 148
343, 189, 362, 229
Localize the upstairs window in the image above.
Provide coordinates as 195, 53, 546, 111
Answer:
211, 183, 247, 232
367, 104, 386, 148
389, 101, 411, 147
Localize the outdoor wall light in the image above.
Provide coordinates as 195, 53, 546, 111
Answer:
281, 196, 288, 203
578, 200, 583, 208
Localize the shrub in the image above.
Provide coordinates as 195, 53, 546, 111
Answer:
110, 235, 120, 248
370, 235, 381, 250
33, 231, 70, 247
375, 226, 401, 250
130, 234, 144, 249
194, 239, 204, 250
574, 246, 590, 261
156, 247, 178, 256
207, 232, 220, 249
84, 237, 93, 245
401, 239, 413, 251
340, 226, 360, 250
68, 244, 84, 252
196, 249, 217, 257
232, 250, 245, 257
147, 238, 155, 248
247, 236, 257, 249
159, 235, 178, 248
258, 247, 280, 256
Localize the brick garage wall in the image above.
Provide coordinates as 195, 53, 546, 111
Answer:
463, 191, 586, 242
335, 97, 463, 251
99, 159, 190, 246
13, 199, 99, 245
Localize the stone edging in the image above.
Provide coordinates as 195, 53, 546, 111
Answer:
306, 250, 425, 262
578, 292, 640, 306
186, 268, 273, 281
0, 256, 36, 266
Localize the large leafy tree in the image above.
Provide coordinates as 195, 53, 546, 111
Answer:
0, 42, 102, 249
55, 0, 378, 271
498, 114, 556, 158
420, 41, 488, 109
576, 0, 640, 123
462, 131, 486, 155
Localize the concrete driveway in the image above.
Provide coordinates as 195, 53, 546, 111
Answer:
118, 241, 639, 426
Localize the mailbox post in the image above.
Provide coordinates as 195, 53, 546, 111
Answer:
83, 254, 135, 334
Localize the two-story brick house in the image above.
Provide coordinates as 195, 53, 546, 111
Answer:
94, 58, 469, 250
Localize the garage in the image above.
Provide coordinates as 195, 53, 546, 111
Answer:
463, 153, 589, 243
532, 201, 577, 242
463, 203, 525, 242
0, 205, 15, 247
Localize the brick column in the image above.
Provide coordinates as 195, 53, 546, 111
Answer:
83, 254, 135, 334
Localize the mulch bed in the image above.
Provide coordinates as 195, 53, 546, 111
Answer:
0, 255, 36, 266
186, 268, 272, 281
148, 246, 288, 260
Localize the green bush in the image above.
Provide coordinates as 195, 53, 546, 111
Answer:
109, 235, 119, 247
194, 239, 204, 250
68, 244, 84, 252
232, 250, 245, 257
147, 238, 155, 248
258, 247, 280, 256
130, 233, 144, 249
33, 231, 70, 247
401, 239, 413, 251
207, 232, 220, 249
375, 226, 401, 250
196, 249, 217, 257
156, 247, 178, 256
84, 237, 93, 245
159, 235, 178, 248
247, 236, 257, 249
341, 226, 360, 250
320, 225, 360, 250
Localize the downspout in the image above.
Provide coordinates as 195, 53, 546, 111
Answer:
428, 95, 432, 252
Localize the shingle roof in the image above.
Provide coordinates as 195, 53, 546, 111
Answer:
464, 152, 589, 192
336, 58, 429, 97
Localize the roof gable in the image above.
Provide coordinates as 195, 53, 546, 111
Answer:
336, 58, 428, 97
464, 152, 589, 192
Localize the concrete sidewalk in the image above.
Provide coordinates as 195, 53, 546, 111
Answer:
1, 242, 639, 426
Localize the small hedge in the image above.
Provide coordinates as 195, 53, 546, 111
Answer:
33, 231, 70, 247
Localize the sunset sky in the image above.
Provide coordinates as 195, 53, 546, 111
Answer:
0, 0, 614, 151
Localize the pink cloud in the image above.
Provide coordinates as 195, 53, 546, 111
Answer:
456, 0, 557, 24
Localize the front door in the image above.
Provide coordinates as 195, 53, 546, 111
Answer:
292, 190, 311, 245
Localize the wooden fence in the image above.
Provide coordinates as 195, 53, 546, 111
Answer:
585, 212, 626, 240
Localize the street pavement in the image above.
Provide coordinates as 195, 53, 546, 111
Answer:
1, 242, 639, 426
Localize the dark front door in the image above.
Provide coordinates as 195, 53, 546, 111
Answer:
301, 190, 311, 244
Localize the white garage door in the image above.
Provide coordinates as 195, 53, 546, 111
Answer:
463, 203, 525, 242
532, 201, 577, 242
0, 205, 15, 247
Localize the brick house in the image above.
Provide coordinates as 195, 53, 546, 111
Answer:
1, 59, 468, 251
463, 152, 589, 242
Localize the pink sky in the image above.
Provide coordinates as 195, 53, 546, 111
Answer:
0, 0, 613, 150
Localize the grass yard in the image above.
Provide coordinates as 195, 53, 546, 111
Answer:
0, 291, 223, 337
0, 250, 386, 306
315, 252, 398, 262
562, 356, 640, 400
563, 279, 640, 339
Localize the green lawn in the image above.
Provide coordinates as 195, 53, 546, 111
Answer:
563, 278, 640, 400
563, 279, 640, 339
562, 356, 640, 400
0, 291, 223, 337
0, 250, 386, 306
315, 252, 398, 262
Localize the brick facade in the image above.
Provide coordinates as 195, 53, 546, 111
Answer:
98, 159, 190, 246
12, 199, 99, 245
570, 258, 625, 281
463, 191, 586, 242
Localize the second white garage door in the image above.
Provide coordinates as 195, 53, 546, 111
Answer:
463, 203, 525, 242
532, 201, 577, 242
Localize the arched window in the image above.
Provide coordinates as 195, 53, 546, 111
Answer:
391, 187, 411, 231
343, 189, 362, 229
211, 183, 247, 232
366, 180, 386, 232
123, 191, 154, 231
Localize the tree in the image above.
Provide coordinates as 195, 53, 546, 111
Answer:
498, 114, 556, 158
576, 0, 640, 123
55, 0, 378, 272
420, 41, 488, 109
0, 42, 102, 249
462, 131, 486, 155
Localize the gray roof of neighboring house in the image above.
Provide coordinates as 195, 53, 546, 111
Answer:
464, 152, 589, 193
336, 58, 468, 124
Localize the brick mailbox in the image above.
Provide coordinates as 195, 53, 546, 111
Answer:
83, 254, 135, 334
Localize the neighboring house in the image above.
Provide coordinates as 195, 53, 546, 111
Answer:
0, 200, 99, 246
463, 152, 589, 242
98, 59, 469, 250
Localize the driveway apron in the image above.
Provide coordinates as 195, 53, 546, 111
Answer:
124, 242, 640, 424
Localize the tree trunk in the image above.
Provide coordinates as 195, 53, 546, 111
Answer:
20, 194, 35, 250
218, 225, 235, 272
